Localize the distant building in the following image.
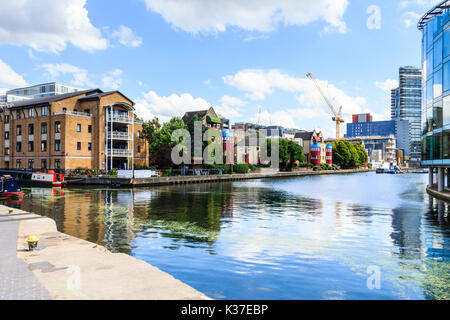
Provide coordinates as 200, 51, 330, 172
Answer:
390, 66, 422, 162
344, 135, 397, 165
352, 113, 373, 123
231, 122, 263, 165
294, 130, 330, 165
0, 82, 85, 103
346, 113, 409, 160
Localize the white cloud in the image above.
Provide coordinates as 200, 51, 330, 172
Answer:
402, 11, 421, 28
0, 0, 108, 54
101, 69, 123, 90
134, 91, 212, 122
223, 69, 368, 121
41, 63, 94, 88
0, 59, 28, 88
134, 91, 246, 122
143, 0, 349, 34
111, 25, 143, 47
41, 64, 123, 90
375, 79, 399, 93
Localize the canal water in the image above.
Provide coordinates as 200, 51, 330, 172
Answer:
5, 172, 449, 299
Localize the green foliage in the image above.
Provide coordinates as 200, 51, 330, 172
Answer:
266, 138, 305, 171
204, 164, 232, 174
320, 163, 333, 170
233, 163, 249, 174
332, 140, 368, 168
144, 117, 187, 168
299, 162, 314, 168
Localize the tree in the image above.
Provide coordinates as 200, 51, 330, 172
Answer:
265, 138, 305, 171
144, 117, 187, 168
332, 140, 368, 168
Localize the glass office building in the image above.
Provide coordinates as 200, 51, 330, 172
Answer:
390, 66, 422, 161
418, 1, 450, 191
0, 82, 84, 103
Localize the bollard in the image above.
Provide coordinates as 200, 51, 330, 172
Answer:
8, 208, 14, 214
27, 236, 39, 251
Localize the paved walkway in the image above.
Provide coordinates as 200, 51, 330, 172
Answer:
0, 214, 52, 300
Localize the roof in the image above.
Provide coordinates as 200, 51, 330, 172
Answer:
182, 110, 209, 123
294, 131, 315, 140
77, 91, 135, 106
8, 89, 102, 109
417, 0, 450, 30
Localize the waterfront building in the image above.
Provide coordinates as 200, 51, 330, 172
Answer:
418, 1, 450, 192
294, 130, 329, 164
231, 122, 263, 164
390, 66, 422, 162
0, 82, 85, 103
344, 135, 397, 165
0, 88, 148, 171
346, 113, 410, 160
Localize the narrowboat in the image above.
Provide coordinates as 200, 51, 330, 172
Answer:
0, 176, 23, 198
31, 170, 66, 188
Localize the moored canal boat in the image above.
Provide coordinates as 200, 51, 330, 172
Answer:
0, 175, 23, 199
31, 170, 66, 188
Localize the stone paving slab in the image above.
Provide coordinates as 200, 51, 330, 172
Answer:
0, 216, 53, 300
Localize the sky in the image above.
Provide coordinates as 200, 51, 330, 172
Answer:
0, 0, 442, 138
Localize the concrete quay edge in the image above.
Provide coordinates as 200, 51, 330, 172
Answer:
426, 186, 450, 203
66, 168, 375, 187
0, 205, 209, 300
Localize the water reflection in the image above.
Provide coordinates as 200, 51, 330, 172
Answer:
4, 173, 450, 300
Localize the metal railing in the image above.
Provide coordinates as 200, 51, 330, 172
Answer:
107, 149, 132, 157
53, 110, 93, 117
107, 114, 133, 123
107, 132, 132, 140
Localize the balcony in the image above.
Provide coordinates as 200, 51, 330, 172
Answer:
53, 110, 93, 118
107, 149, 132, 157
107, 114, 133, 124
107, 132, 132, 140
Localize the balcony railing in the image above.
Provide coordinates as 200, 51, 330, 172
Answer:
107, 114, 133, 124
107, 132, 132, 140
107, 149, 132, 157
53, 110, 93, 117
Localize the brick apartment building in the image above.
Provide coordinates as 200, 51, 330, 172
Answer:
0, 89, 148, 171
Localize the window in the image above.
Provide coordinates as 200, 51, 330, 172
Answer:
28, 108, 35, 118
88, 142, 92, 151
55, 140, 61, 151
84, 109, 90, 115
54, 159, 61, 169
77, 142, 81, 150
137, 146, 141, 153
41, 141, 47, 152
28, 124, 34, 135
434, 36, 443, 69
41, 106, 48, 116
55, 121, 61, 133
88, 125, 92, 133
28, 159, 34, 169
16, 111, 20, 120
62, 108, 67, 113
138, 130, 141, 138
41, 159, 47, 169
16, 125, 21, 136
77, 124, 81, 132
16, 142, 21, 152
41, 123, 47, 134
5, 148, 9, 155
16, 159, 21, 169
28, 141, 34, 152
434, 68, 443, 98
4, 132, 9, 140
5, 115, 9, 123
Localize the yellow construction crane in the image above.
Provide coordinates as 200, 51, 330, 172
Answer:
306, 73, 344, 141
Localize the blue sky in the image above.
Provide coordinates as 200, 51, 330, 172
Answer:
0, 0, 441, 138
